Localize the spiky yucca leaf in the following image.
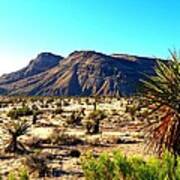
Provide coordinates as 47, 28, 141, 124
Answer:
5, 120, 30, 137
139, 50, 180, 156
3, 119, 30, 153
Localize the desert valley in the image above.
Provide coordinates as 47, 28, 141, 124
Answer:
0, 1, 179, 179
0, 95, 152, 179
0, 50, 179, 180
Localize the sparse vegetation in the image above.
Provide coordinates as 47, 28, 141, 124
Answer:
49, 129, 84, 145
0, 89, 179, 179
8, 106, 33, 119
82, 151, 180, 180
18, 167, 29, 180
3, 119, 30, 153
84, 110, 106, 134
53, 107, 63, 115
25, 152, 49, 178
66, 111, 82, 125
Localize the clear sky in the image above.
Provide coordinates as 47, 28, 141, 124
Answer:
0, 0, 180, 75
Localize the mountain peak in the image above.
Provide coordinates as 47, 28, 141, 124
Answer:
36, 52, 62, 59
0, 52, 63, 85
0, 50, 163, 96
29, 52, 63, 68
68, 50, 106, 58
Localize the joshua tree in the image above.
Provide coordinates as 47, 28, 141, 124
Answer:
85, 110, 106, 134
139, 50, 180, 156
32, 112, 37, 125
93, 97, 97, 111
3, 119, 30, 153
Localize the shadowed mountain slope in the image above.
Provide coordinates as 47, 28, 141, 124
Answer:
0, 50, 161, 96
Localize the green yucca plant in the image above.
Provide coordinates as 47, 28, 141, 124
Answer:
139, 50, 180, 156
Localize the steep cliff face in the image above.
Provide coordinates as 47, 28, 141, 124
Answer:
0, 50, 159, 96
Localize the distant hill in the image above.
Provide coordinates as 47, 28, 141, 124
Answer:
0, 52, 63, 84
0, 50, 162, 96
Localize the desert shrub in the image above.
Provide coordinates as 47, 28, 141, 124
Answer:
48, 129, 84, 145
66, 111, 82, 125
88, 110, 106, 120
8, 171, 17, 180
46, 98, 54, 104
125, 103, 139, 120
69, 149, 81, 158
53, 107, 63, 114
81, 151, 180, 180
6, 167, 30, 180
25, 152, 49, 178
62, 135, 84, 145
31, 104, 39, 111
129, 157, 160, 180
84, 119, 97, 135
81, 152, 116, 180
49, 130, 83, 145
62, 100, 70, 106
41, 103, 49, 108
8, 106, 33, 119
19, 167, 29, 180
31, 108, 42, 125
55, 100, 62, 107
84, 110, 106, 134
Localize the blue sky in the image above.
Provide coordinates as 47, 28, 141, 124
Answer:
0, 0, 180, 75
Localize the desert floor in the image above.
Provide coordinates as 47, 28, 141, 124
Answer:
0, 96, 151, 179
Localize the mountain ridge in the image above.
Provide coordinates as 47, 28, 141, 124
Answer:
0, 50, 163, 96
0, 52, 63, 85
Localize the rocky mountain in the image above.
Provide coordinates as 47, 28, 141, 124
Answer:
0, 50, 160, 96
0, 52, 63, 84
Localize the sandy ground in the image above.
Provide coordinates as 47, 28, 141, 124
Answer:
0, 96, 150, 179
